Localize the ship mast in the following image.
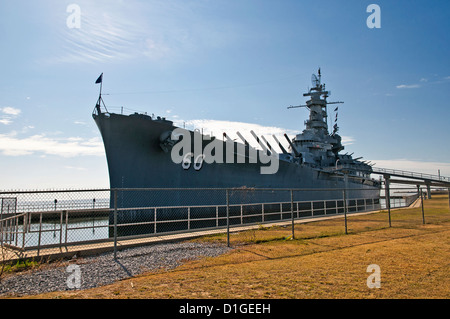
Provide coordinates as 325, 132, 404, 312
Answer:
287, 68, 343, 135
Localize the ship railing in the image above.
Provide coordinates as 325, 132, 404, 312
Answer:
323, 164, 372, 174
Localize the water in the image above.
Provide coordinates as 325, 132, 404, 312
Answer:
4, 216, 109, 248
1, 194, 111, 247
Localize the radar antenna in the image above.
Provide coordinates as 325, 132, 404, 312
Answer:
311, 74, 320, 88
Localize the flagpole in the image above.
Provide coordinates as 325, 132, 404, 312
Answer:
100, 77, 103, 98
99, 73, 103, 99
95, 72, 104, 106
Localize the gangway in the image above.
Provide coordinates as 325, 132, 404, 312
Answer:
371, 167, 450, 185
370, 167, 450, 201
331, 164, 450, 200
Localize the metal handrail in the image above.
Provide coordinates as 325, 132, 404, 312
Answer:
329, 164, 450, 183
372, 167, 450, 182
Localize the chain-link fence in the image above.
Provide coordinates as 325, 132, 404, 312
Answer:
0, 189, 110, 258
1, 186, 448, 262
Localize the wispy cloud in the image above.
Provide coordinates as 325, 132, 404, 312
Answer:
0, 133, 103, 157
396, 75, 450, 90
52, 0, 237, 64
57, 2, 153, 63
0, 106, 21, 125
1, 107, 21, 116
396, 84, 421, 89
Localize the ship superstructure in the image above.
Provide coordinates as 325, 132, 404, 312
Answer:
287, 69, 373, 178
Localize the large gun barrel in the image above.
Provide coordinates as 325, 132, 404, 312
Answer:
284, 134, 301, 157
272, 135, 288, 154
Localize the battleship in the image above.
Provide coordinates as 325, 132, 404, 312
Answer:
93, 70, 381, 235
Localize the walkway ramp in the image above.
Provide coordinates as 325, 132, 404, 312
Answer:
371, 167, 450, 187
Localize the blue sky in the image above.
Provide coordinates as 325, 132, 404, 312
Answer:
1, 0, 449, 189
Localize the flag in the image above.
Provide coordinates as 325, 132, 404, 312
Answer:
334, 106, 338, 111
95, 73, 103, 84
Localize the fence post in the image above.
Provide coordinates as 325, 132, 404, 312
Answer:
113, 190, 118, 260
154, 208, 157, 234
280, 203, 283, 220
64, 211, 69, 246
59, 210, 63, 252
92, 199, 96, 234
226, 189, 230, 248
14, 215, 19, 246
22, 212, 27, 249
4, 219, 7, 244
188, 207, 191, 230
384, 175, 392, 227
420, 189, 425, 225
291, 189, 295, 240
262, 203, 265, 223
448, 188, 450, 212
240, 205, 243, 225
216, 206, 219, 228
37, 213, 42, 257
0, 212, 3, 245
343, 189, 348, 235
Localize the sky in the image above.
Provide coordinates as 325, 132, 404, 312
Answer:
0, 0, 449, 190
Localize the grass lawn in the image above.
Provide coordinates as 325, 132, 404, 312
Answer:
14, 195, 450, 299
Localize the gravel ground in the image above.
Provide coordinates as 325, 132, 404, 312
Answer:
0, 242, 231, 297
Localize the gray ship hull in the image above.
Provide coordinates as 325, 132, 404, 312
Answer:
94, 112, 380, 203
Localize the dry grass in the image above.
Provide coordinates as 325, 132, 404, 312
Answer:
14, 195, 450, 299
